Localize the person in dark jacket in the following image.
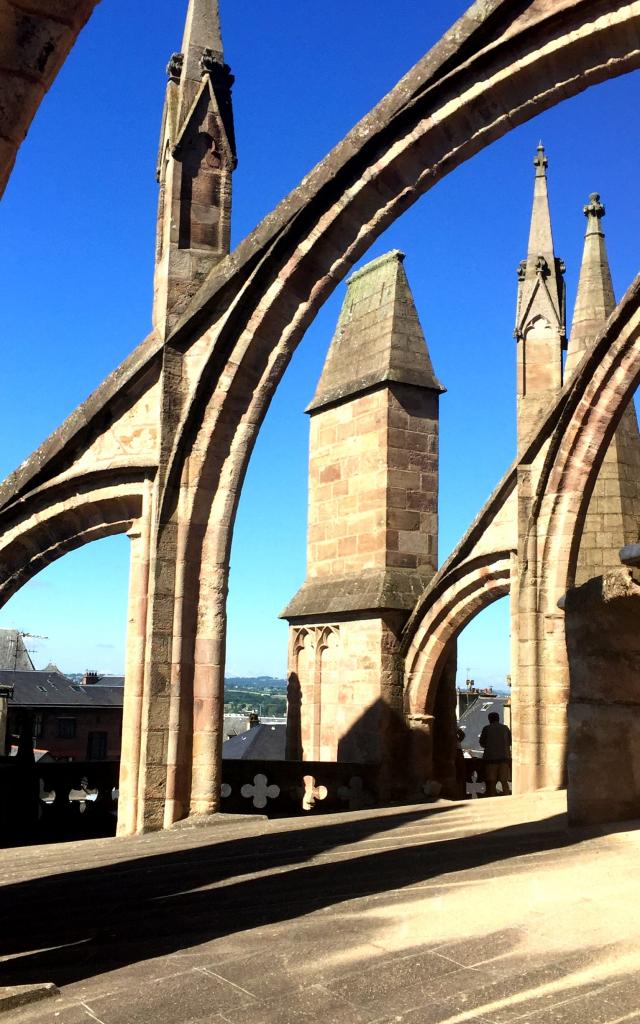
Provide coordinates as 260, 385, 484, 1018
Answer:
479, 712, 511, 797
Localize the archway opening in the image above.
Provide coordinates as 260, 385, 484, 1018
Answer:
0, 535, 130, 843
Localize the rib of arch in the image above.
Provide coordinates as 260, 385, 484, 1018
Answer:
3, 0, 640, 825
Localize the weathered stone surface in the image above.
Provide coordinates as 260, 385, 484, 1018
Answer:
0, 984, 57, 1015
565, 570, 640, 825
0, 0, 99, 197
283, 568, 430, 618
8, 792, 640, 1024
307, 251, 443, 413
565, 194, 640, 586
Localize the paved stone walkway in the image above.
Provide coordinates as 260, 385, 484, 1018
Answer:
3, 792, 640, 1023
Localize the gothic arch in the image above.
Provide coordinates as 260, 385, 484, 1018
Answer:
404, 553, 511, 716
0, 480, 145, 607
5, 2, 640, 827
156, 0, 640, 818
526, 275, 640, 614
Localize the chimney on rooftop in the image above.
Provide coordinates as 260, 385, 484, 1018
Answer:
82, 671, 100, 686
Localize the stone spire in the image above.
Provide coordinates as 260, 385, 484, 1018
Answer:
527, 144, 555, 257
514, 143, 566, 451
282, 250, 446, 770
564, 192, 615, 378
285, 248, 444, 617
566, 193, 640, 585
178, 0, 225, 124
153, 0, 236, 334
307, 250, 444, 414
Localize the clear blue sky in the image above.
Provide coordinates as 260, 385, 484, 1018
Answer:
1, 2, 639, 683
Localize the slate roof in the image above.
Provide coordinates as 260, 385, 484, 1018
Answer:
0, 630, 34, 672
458, 695, 510, 758
42, 662, 65, 675
3, 671, 124, 708
222, 724, 287, 761
223, 714, 250, 738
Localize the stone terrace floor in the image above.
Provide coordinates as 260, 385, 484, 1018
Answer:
4, 790, 640, 1024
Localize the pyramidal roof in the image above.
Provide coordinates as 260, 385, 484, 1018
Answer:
307, 250, 444, 414
565, 192, 616, 378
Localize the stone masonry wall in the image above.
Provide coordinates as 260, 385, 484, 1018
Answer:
574, 402, 640, 586
307, 383, 438, 580
289, 614, 405, 767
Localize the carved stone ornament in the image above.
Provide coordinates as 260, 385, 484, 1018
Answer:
68, 777, 99, 814
200, 48, 223, 76
584, 192, 605, 219
241, 773, 279, 809
337, 775, 371, 810
301, 775, 328, 811
167, 52, 184, 82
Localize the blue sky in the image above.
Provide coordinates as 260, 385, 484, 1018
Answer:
1, 2, 639, 683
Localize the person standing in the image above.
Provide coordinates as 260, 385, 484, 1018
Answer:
479, 712, 511, 797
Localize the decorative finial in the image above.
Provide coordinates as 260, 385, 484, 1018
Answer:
533, 142, 548, 175
200, 47, 223, 77
167, 52, 184, 82
584, 192, 605, 219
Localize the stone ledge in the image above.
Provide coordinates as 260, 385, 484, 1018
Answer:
281, 569, 432, 619
170, 811, 268, 830
0, 984, 58, 1015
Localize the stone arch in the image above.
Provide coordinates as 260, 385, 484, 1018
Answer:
525, 314, 552, 337
534, 281, 640, 599
156, 0, 640, 819
0, 482, 144, 608
404, 553, 512, 717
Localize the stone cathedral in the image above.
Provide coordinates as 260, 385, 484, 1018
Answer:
4, 0, 640, 834
283, 143, 640, 791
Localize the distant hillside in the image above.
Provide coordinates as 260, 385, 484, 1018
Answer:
60, 672, 288, 716
225, 676, 287, 692
62, 673, 287, 690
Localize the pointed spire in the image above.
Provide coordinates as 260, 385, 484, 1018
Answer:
515, 145, 566, 451
153, 0, 236, 332
565, 192, 616, 377
515, 143, 566, 344
181, 0, 224, 84
306, 251, 444, 413
527, 142, 555, 260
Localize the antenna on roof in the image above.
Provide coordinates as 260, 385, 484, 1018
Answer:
10, 631, 48, 671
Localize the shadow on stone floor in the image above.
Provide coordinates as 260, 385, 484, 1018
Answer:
0, 806, 601, 992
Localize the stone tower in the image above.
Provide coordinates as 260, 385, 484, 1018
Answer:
153, 0, 237, 333
565, 193, 640, 583
282, 250, 444, 773
515, 143, 566, 451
